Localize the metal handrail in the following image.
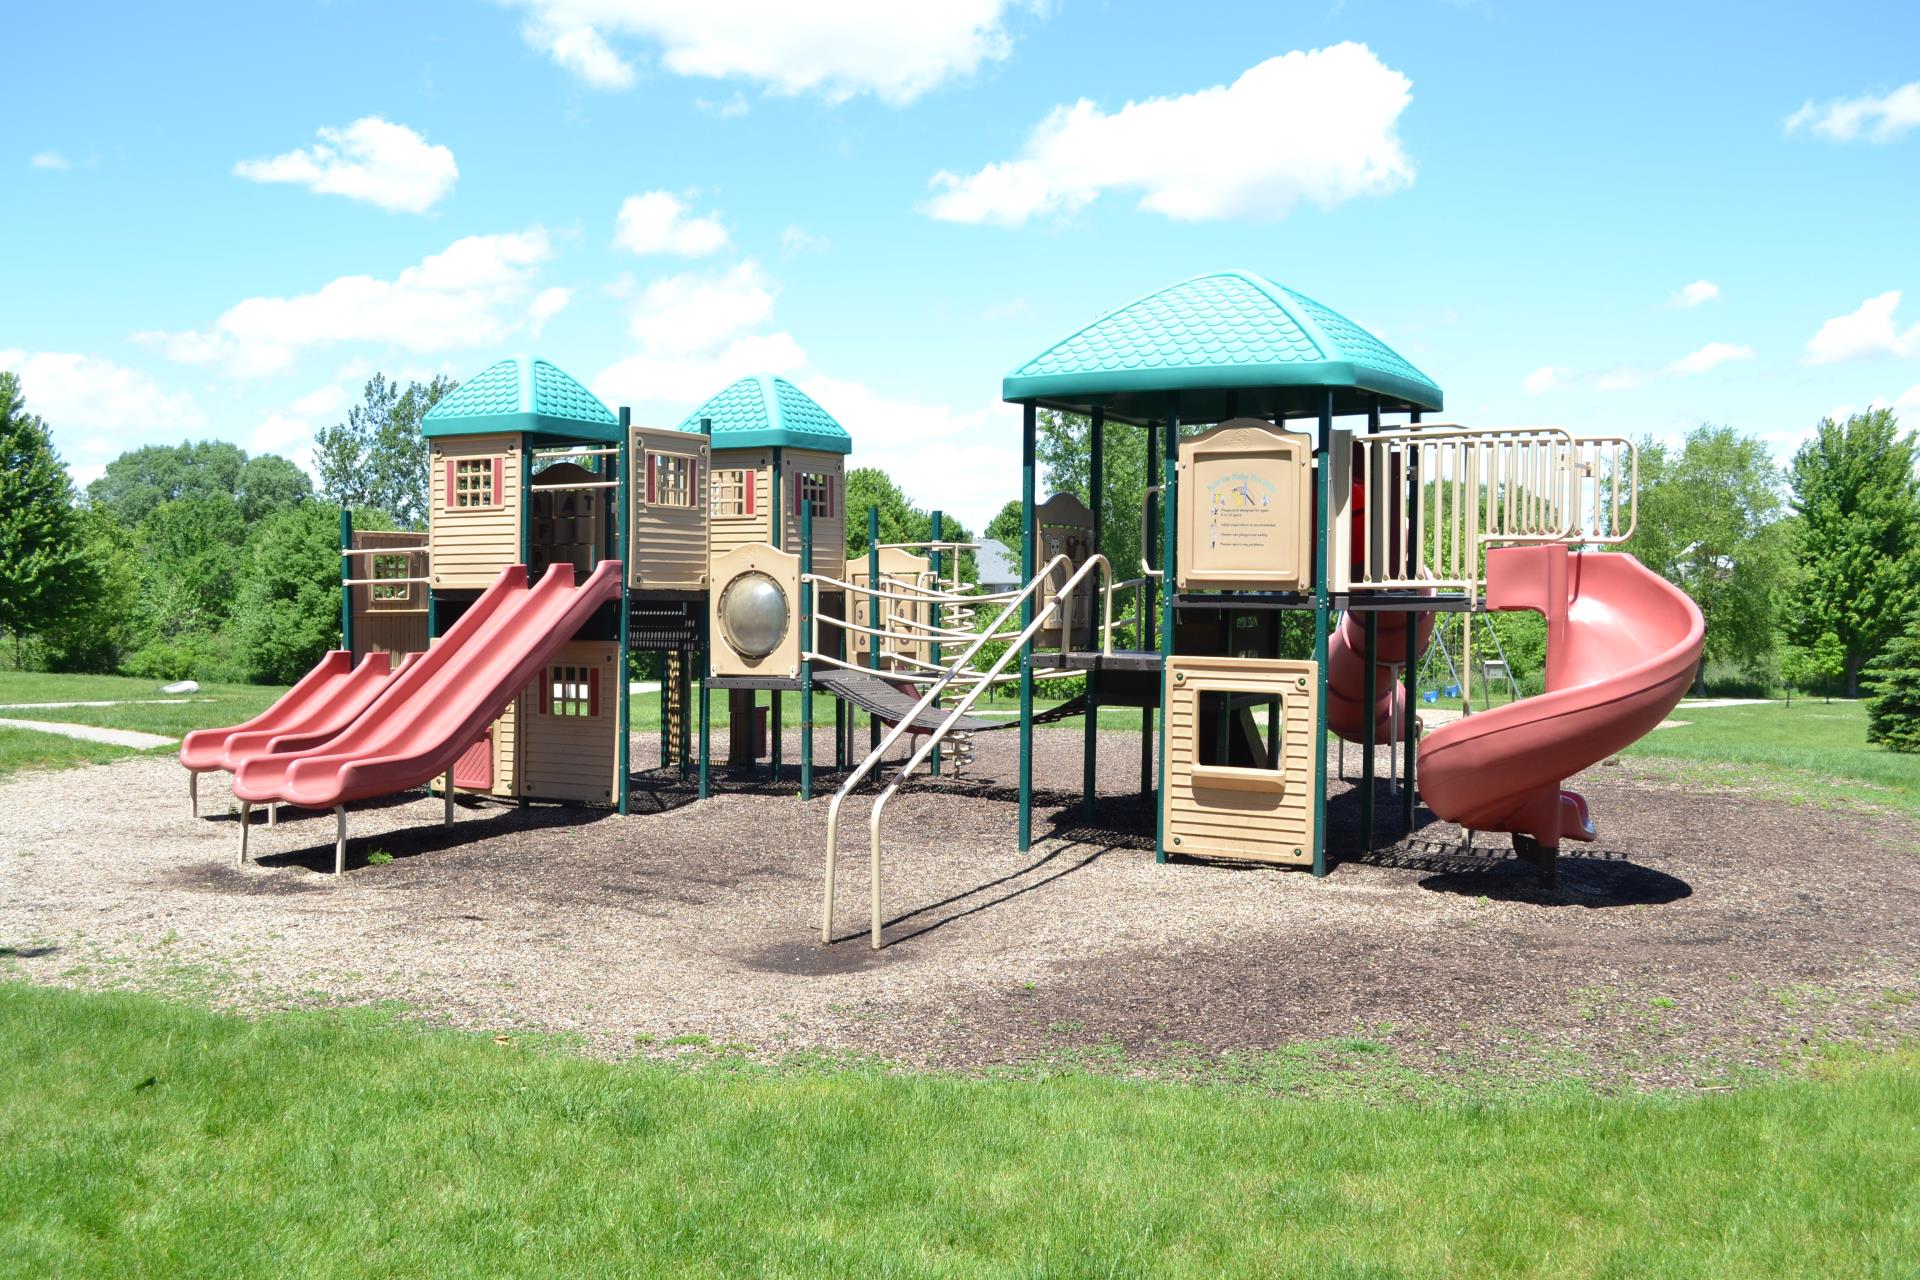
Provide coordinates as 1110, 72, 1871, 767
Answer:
822, 554, 1114, 950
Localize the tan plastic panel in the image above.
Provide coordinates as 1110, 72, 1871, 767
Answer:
847, 546, 931, 668
780, 449, 847, 568
1176, 420, 1313, 592
1033, 492, 1096, 648
429, 432, 521, 589
707, 448, 772, 562
629, 424, 709, 591
518, 640, 619, 804
710, 543, 802, 678
1162, 655, 1318, 865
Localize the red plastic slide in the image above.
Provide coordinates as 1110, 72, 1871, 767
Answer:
232, 560, 621, 810
179, 650, 404, 776
1416, 545, 1703, 852
1326, 608, 1435, 743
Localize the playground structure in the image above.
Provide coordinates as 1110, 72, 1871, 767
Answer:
180, 270, 1703, 948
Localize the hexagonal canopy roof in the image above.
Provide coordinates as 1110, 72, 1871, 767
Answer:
675, 375, 852, 455
1002, 270, 1443, 423
421, 355, 621, 443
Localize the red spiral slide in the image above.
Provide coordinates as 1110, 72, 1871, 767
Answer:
232, 560, 621, 811
1415, 545, 1703, 854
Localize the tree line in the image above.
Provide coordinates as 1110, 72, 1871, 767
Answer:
0, 370, 451, 683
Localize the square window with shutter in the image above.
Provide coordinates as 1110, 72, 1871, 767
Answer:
709, 467, 753, 518
540, 664, 600, 718
452, 457, 499, 508
797, 472, 834, 520
645, 452, 695, 509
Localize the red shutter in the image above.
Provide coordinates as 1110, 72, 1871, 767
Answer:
588, 666, 601, 718
492, 456, 503, 506
540, 667, 551, 716
745, 471, 755, 515
646, 454, 657, 504
444, 460, 456, 508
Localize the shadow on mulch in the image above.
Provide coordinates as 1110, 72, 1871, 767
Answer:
233, 801, 603, 876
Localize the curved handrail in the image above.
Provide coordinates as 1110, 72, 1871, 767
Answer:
823, 554, 1114, 949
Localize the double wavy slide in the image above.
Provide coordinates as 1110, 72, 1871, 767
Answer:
192, 560, 620, 813
1327, 545, 1704, 854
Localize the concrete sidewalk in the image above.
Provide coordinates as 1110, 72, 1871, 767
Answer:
0, 718, 177, 749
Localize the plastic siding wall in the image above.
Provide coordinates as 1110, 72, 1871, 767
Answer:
429, 432, 523, 589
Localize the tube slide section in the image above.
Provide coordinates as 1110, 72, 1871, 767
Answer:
233, 560, 621, 810
1417, 545, 1703, 853
1326, 609, 1434, 743
180, 650, 400, 776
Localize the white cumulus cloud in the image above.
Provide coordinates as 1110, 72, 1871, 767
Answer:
1804, 291, 1919, 364
0, 349, 204, 433
135, 229, 557, 377
234, 117, 458, 214
624, 260, 776, 355
926, 43, 1414, 226
1669, 280, 1719, 308
507, 0, 1020, 104
613, 191, 730, 257
30, 150, 71, 171
1669, 341, 1755, 375
801, 374, 1010, 531
595, 332, 808, 408
1786, 80, 1920, 143
1522, 366, 1571, 394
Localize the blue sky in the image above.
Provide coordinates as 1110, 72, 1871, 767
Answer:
6, 0, 1918, 531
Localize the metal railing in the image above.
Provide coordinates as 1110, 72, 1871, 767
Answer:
1349, 426, 1639, 600
819, 554, 1118, 948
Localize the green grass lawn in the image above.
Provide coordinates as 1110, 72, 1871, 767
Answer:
0, 982, 1910, 1278
1624, 698, 1920, 814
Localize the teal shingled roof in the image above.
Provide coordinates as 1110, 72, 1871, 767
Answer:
1002, 270, 1443, 422
674, 375, 852, 455
421, 355, 621, 443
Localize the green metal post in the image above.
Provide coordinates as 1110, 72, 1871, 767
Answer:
1360, 397, 1381, 850
770, 448, 783, 781
1141, 421, 1158, 797
1156, 401, 1178, 862
800, 501, 814, 801
617, 409, 632, 815
698, 647, 712, 800
1362, 614, 1378, 851
1083, 409, 1103, 820
1312, 394, 1334, 877
929, 509, 943, 778
339, 508, 354, 656
1018, 403, 1037, 851
519, 433, 532, 564
1404, 410, 1422, 830
867, 506, 881, 753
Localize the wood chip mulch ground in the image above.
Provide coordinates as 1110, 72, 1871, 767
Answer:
2, 728, 1916, 1093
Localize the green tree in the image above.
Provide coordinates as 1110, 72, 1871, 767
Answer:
0, 372, 101, 662
34, 508, 141, 672
1627, 425, 1791, 688
88, 440, 310, 526
314, 374, 456, 527
1787, 408, 1920, 695
232, 502, 353, 683
984, 500, 1023, 549
842, 468, 975, 573
1863, 614, 1920, 752
1035, 409, 1152, 587
124, 495, 250, 679
236, 453, 316, 521
1780, 631, 1845, 704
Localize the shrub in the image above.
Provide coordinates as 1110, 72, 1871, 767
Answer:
1864, 618, 1920, 753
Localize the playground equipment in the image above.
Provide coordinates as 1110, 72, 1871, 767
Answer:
182, 269, 1699, 939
